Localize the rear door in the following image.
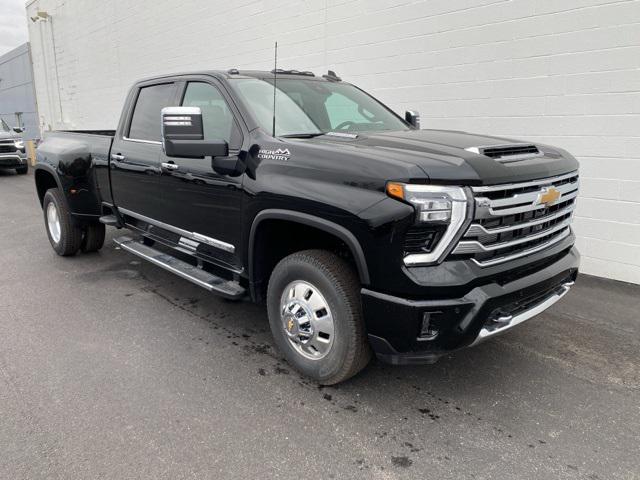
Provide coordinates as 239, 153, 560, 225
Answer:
110, 81, 178, 220
153, 79, 246, 269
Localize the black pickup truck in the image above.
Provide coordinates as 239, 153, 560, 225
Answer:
34, 69, 579, 384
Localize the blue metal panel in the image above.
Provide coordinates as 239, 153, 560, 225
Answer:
0, 43, 40, 141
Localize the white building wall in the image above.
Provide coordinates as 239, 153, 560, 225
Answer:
27, 0, 640, 284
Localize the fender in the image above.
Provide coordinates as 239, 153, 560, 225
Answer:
34, 163, 64, 205
249, 209, 370, 285
34, 163, 91, 225
34, 161, 102, 221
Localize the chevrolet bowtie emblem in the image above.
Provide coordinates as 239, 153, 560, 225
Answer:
537, 187, 561, 206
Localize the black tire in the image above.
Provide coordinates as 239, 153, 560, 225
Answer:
81, 222, 106, 252
43, 188, 83, 256
16, 165, 28, 175
267, 250, 371, 385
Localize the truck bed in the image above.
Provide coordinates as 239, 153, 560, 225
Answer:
36, 130, 115, 214
59, 130, 116, 137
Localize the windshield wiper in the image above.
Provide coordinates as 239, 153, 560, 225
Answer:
280, 132, 327, 138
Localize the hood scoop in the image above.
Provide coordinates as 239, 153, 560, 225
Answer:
465, 144, 541, 163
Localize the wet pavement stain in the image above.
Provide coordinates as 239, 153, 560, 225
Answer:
391, 456, 412, 468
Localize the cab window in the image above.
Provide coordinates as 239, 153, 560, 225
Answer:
181, 82, 242, 150
128, 83, 175, 141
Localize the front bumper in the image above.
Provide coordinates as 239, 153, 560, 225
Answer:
362, 246, 579, 365
0, 152, 28, 169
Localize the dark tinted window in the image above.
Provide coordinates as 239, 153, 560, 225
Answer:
182, 82, 242, 149
128, 83, 175, 141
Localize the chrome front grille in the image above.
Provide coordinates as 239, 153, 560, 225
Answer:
451, 171, 579, 267
0, 141, 17, 154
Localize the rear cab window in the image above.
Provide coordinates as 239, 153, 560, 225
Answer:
128, 83, 176, 141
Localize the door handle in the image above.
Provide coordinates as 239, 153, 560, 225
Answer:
111, 153, 125, 161
161, 162, 179, 171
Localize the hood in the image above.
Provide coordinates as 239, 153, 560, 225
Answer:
0, 131, 19, 141
299, 129, 579, 185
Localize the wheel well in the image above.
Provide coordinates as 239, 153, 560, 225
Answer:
35, 169, 58, 205
251, 219, 361, 303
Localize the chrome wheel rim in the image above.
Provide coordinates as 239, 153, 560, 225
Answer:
280, 280, 335, 360
46, 202, 61, 244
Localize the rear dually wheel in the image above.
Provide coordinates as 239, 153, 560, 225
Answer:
43, 188, 83, 256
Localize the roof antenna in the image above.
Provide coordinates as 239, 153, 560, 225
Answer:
272, 41, 278, 138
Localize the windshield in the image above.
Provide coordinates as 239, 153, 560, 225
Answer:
229, 78, 408, 137
0, 118, 10, 133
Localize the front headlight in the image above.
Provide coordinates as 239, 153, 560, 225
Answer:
386, 183, 470, 265
14, 140, 24, 150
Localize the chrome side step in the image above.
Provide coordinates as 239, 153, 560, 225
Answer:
99, 215, 120, 227
114, 236, 245, 299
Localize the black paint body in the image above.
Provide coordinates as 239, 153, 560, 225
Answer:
34, 70, 580, 363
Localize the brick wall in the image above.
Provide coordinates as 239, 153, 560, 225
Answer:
27, 0, 640, 283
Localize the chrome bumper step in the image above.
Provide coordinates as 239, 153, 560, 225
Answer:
470, 281, 574, 346
114, 236, 245, 299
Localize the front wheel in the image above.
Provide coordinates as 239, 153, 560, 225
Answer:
43, 188, 83, 256
267, 250, 371, 385
16, 165, 28, 175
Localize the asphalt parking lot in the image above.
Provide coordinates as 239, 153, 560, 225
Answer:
1, 169, 639, 480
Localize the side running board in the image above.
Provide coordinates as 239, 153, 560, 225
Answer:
114, 236, 245, 299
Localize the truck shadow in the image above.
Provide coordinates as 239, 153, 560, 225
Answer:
64, 233, 638, 479
88, 232, 637, 429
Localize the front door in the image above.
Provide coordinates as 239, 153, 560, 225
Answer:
110, 82, 178, 221
154, 80, 245, 269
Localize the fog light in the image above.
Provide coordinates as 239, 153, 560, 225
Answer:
418, 311, 440, 341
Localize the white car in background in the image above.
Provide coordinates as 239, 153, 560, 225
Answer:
0, 118, 28, 175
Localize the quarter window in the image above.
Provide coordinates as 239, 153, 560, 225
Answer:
128, 83, 175, 141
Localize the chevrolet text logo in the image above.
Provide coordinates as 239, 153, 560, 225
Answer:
537, 187, 561, 206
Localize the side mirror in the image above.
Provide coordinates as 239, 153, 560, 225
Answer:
405, 110, 420, 129
161, 106, 228, 158
212, 156, 243, 176
13, 127, 24, 133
